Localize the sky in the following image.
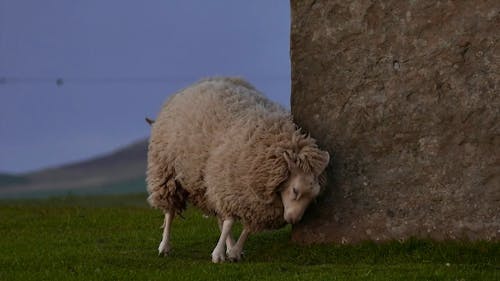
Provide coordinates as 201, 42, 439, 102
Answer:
0, 0, 291, 173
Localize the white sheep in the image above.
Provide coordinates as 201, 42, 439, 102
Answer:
146, 77, 329, 263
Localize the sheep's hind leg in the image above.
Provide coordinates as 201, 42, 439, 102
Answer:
227, 228, 250, 262
158, 211, 174, 256
211, 217, 234, 263
217, 217, 235, 253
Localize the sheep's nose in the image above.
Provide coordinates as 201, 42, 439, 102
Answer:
284, 214, 298, 224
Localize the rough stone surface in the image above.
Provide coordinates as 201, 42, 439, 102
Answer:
290, 0, 499, 243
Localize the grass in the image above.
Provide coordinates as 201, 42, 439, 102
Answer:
0, 194, 498, 281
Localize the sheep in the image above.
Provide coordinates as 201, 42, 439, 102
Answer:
146, 77, 330, 263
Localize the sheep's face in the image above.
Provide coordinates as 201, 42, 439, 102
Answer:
280, 168, 320, 224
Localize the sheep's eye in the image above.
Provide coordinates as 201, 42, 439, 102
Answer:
292, 187, 299, 199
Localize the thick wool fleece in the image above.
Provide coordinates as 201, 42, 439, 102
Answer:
147, 77, 329, 233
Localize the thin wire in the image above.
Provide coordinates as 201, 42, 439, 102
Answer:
0, 75, 290, 86
0, 76, 193, 85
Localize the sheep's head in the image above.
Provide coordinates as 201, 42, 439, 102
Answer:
280, 148, 329, 224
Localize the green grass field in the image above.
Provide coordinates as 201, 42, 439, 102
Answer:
1, 194, 498, 281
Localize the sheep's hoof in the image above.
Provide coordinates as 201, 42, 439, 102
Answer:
158, 241, 171, 257
227, 248, 244, 262
211, 250, 226, 263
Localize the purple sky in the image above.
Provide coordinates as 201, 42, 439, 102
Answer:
0, 1, 290, 173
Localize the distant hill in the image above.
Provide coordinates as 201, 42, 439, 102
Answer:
0, 139, 148, 198
0, 173, 29, 186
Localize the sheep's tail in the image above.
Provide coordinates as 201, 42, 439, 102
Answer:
145, 117, 155, 125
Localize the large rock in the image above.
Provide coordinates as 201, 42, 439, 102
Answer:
290, 0, 499, 243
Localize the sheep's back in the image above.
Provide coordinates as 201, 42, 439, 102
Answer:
149, 77, 282, 212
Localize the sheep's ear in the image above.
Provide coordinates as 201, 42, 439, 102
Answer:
308, 150, 330, 176
322, 151, 330, 169
283, 150, 295, 170
145, 117, 155, 125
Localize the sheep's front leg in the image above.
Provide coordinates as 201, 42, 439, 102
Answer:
211, 217, 234, 263
158, 211, 174, 256
217, 217, 235, 252
227, 228, 250, 262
